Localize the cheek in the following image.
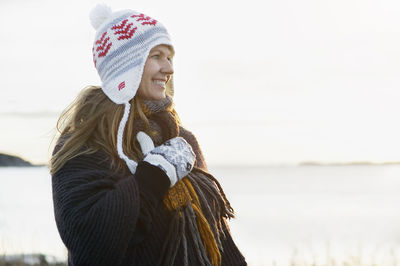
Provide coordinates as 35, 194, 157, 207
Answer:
140, 66, 152, 86
143, 60, 160, 76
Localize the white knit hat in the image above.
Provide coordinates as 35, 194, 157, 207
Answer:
89, 4, 173, 173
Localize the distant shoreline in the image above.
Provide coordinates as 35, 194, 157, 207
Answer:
299, 161, 400, 166
209, 161, 400, 168
1, 153, 398, 167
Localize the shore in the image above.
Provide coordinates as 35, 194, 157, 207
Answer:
0, 153, 45, 167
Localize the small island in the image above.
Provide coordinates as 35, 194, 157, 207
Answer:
299, 161, 400, 166
0, 153, 35, 167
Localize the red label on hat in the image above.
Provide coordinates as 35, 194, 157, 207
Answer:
118, 81, 126, 91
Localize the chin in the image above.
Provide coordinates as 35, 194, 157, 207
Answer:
158, 92, 167, 99
151, 94, 166, 101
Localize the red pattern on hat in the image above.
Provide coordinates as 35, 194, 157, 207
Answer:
92, 47, 97, 67
95, 31, 112, 57
111, 19, 138, 40
131, 14, 157, 26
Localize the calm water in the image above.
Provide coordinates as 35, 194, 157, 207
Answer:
0, 165, 399, 265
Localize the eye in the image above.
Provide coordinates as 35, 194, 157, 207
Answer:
150, 54, 160, 59
167, 57, 173, 62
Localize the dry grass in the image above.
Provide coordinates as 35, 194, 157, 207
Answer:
0, 245, 399, 266
0, 253, 65, 266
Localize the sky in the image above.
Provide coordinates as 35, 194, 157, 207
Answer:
0, 0, 399, 165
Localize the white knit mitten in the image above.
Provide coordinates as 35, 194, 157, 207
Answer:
136, 131, 196, 187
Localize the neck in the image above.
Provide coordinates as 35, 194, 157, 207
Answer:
139, 95, 174, 117
132, 95, 179, 147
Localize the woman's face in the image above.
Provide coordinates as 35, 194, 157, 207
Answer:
137, 44, 174, 100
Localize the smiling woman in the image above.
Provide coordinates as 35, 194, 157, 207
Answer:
136, 45, 175, 100
49, 4, 246, 266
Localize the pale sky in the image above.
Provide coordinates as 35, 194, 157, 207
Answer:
0, 0, 399, 165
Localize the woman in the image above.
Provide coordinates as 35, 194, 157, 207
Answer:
50, 4, 247, 266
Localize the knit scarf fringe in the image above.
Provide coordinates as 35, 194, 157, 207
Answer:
158, 170, 235, 266
136, 96, 234, 266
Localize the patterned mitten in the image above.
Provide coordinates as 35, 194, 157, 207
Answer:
136, 131, 196, 187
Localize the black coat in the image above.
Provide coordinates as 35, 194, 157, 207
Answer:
51, 128, 247, 265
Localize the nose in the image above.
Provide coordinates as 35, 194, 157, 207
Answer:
161, 59, 174, 76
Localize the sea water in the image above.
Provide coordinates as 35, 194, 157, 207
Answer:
0, 165, 399, 265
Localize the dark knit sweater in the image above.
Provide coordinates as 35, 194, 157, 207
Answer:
52, 127, 247, 266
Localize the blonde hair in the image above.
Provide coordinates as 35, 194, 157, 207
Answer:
50, 85, 178, 175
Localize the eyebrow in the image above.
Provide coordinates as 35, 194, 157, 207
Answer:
151, 47, 175, 57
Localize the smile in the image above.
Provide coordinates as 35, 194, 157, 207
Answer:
153, 80, 166, 87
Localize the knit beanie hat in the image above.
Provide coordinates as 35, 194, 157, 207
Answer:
89, 4, 173, 173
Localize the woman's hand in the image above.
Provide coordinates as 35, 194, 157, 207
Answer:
136, 131, 196, 187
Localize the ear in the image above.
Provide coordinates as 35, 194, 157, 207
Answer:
136, 131, 155, 155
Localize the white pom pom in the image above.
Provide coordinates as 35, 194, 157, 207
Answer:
89, 4, 113, 30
